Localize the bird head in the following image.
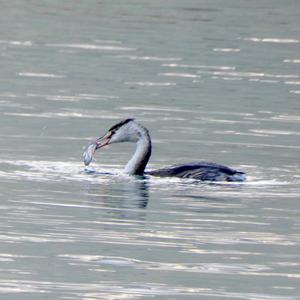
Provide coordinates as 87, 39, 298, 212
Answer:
96, 118, 139, 148
83, 119, 140, 166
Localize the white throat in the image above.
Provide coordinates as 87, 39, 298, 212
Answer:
124, 126, 151, 175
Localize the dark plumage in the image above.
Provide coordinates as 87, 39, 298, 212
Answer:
109, 118, 134, 132
147, 162, 245, 181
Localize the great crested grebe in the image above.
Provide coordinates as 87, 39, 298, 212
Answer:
83, 119, 246, 182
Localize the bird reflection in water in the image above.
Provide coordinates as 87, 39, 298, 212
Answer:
82, 174, 149, 219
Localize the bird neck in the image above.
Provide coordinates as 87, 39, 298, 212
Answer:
124, 126, 152, 176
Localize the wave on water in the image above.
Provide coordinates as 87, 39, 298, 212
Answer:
124, 81, 176, 86
46, 43, 136, 52
0, 159, 298, 195
115, 55, 182, 61
244, 37, 299, 44
0, 159, 110, 184
0, 40, 32, 46
0, 279, 297, 299
17, 72, 65, 78
161, 61, 299, 87
3, 111, 124, 120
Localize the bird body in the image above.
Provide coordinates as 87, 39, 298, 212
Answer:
83, 119, 246, 182
147, 162, 246, 181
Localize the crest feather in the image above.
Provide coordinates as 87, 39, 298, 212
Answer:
109, 118, 134, 132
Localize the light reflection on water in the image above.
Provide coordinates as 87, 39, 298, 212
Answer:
0, 159, 299, 298
0, 124, 299, 300
1, 0, 300, 299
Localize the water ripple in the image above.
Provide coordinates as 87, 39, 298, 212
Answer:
46, 43, 136, 51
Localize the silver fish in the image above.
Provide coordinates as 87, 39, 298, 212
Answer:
83, 142, 97, 166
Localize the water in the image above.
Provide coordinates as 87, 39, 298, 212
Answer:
0, 0, 299, 299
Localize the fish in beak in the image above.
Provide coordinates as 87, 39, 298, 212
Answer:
83, 132, 112, 166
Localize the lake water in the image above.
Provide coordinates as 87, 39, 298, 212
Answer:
0, 1, 299, 299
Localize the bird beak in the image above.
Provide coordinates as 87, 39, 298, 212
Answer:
95, 132, 112, 149
83, 131, 113, 166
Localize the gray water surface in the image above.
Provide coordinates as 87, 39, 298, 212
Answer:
0, 1, 300, 299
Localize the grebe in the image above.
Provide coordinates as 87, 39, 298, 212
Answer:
83, 119, 246, 182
